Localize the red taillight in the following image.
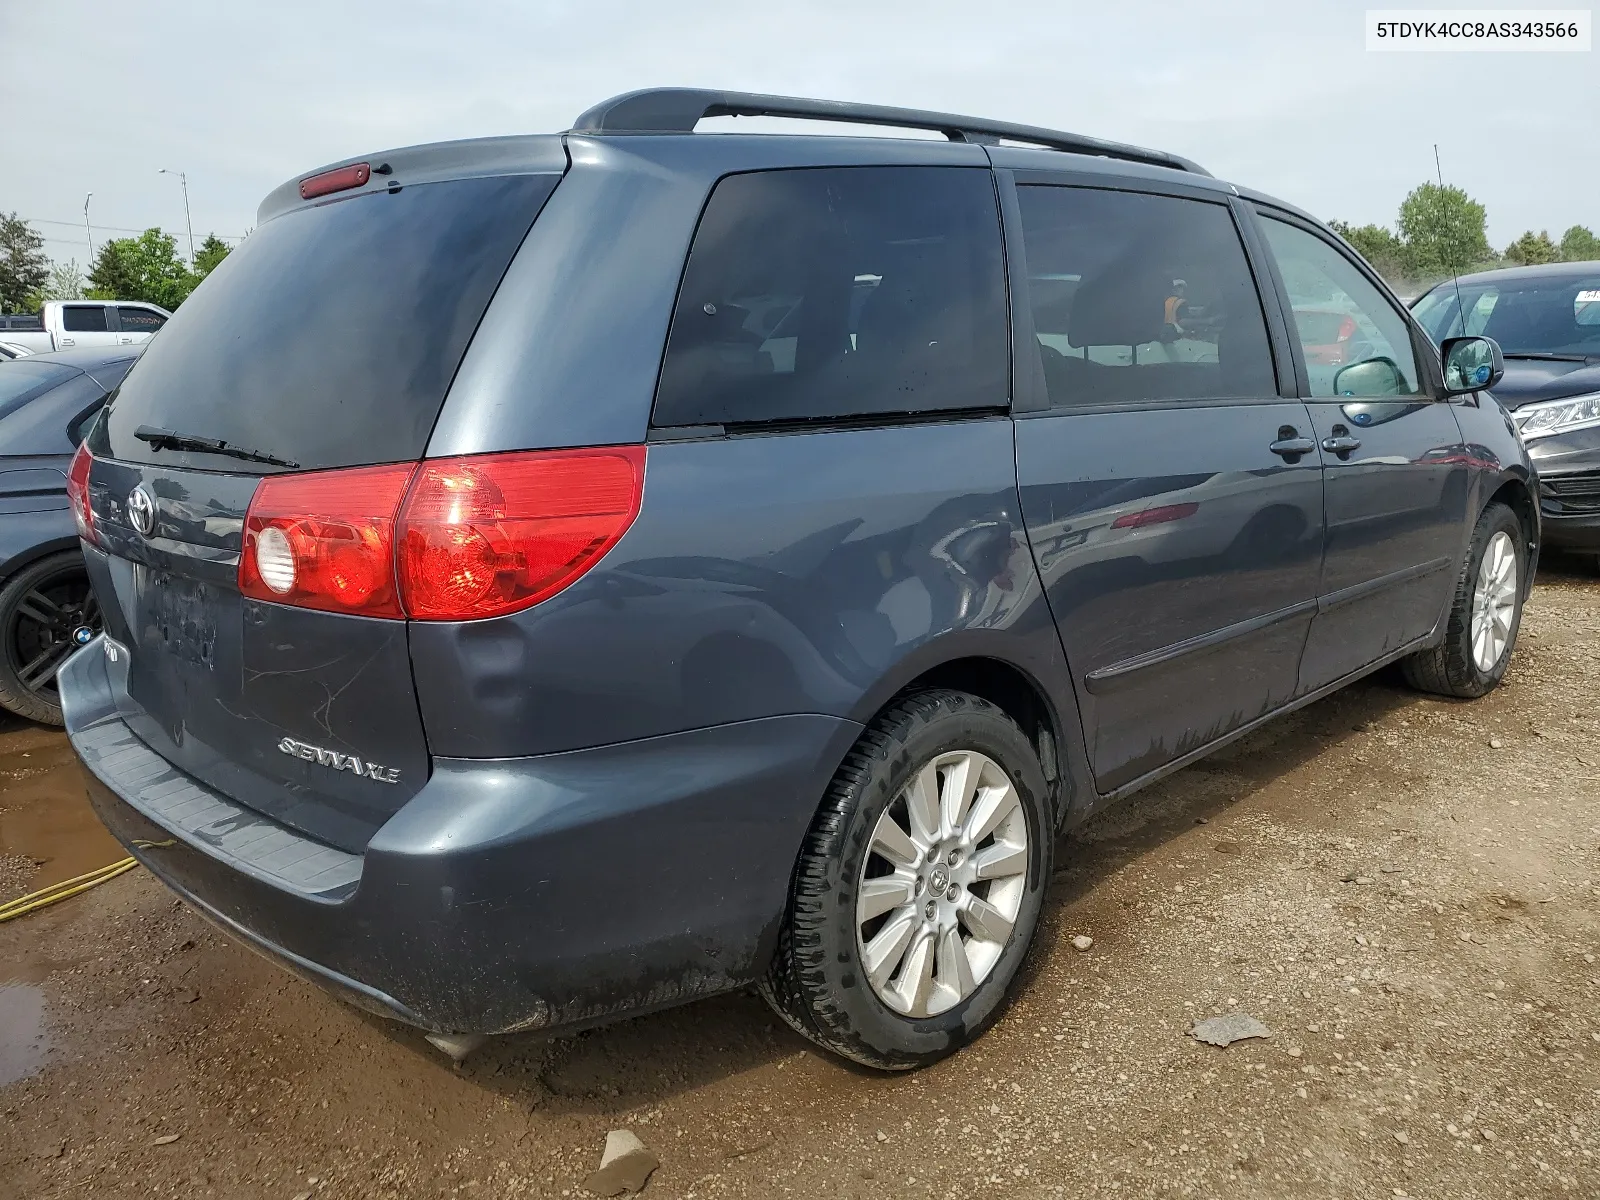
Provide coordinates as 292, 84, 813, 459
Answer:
235, 447, 647, 622
397, 447, 646, 621
239, 463, 415, 617
67, 441, 96, 545
1336, 315, 1358, 343
1111, 502, 1199, 530
299, 162, 371, 200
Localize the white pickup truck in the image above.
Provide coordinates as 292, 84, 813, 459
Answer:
0, 300, 171, 354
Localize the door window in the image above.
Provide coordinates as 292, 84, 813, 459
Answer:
1016, 186, 1275, 407
116, 306, 167, 333
1259, 217, 1422, 398
61, 305, 109, 333
653, 166, 1008, 427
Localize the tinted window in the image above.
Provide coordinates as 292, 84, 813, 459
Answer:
62, 306, 108, 332
1413, 275, 1600, 355
1017, 187, 1274, 407
1260, 217, 1422, 398
653, 167, 1008, 427
98, 173, 559, 472
116, 306, 167, 332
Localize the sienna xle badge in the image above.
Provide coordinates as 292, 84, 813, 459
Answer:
60, 89, 1537, 1070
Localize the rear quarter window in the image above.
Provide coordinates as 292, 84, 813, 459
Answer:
653, 166, 1009, 428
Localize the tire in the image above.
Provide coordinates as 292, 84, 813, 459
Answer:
1402, 502, 1525, 699
0, 551, 100, 725
760, 689, 1053, 1070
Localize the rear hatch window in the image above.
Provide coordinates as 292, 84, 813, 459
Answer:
99, 172, 560, 473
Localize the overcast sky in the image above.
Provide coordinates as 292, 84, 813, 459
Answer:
2, 0, 1594, 265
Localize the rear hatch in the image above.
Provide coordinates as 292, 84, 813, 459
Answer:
79, 154, 563, 852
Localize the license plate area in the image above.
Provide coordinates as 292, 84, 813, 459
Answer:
133, 564, 219, 669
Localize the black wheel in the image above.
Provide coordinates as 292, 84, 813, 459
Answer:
1402, 502, 1525, 699
760, 690, 1053, 1070
0, 551, 100, 725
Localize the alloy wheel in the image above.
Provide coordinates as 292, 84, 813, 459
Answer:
1470, 530, 1517, 673
855, 749, 1029, 1018
6, 568, 99, 699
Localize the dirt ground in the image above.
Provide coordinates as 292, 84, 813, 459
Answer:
2, 559, 1598, 1200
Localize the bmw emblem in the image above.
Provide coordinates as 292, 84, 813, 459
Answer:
127, 484, 156, 537
73, 625, 96, 646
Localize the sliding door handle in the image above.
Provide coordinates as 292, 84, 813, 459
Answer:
1322, 432, 1362, 457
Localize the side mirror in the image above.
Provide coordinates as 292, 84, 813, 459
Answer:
1440, 335, 1504, 396
1332, 355, 1407, 397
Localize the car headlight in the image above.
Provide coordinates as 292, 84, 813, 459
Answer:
1512, 391, 1600, 442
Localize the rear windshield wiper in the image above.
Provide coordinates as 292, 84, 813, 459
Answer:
1501, 352, 1596, 363
134, 425, 300, 469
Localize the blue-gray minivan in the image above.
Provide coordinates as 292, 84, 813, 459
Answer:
60, 90, 1537, 1070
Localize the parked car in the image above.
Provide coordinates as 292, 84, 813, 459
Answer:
59, 89, 1536, 1071
0, 300, 171, 355
0, 347, 137, 722
1413, 261, 1600, 568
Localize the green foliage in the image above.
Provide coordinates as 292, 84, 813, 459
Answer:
87, 229, 194, 309
83, 228, 237, 308
1560, 225, 1600, 263
1396, 183, 1492, 276
194, 233, 232, 278
0, 212, 49, 313
1329, 220, 1413, 281
1503, 230, 1561, 266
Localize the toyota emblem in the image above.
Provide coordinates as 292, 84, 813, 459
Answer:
127, 485, 156, 537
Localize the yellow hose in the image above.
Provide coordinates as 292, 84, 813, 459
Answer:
0, 840, 173, 923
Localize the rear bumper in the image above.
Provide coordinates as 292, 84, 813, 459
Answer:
61, 637, 859, 1036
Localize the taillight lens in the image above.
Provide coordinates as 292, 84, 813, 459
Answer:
397, 447, 646, 621
67, 441, 96, 545
239, 463, 415, 617
235, 447, 647, 622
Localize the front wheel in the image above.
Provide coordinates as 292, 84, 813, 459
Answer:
0, 551, 100, 725
760, 690, 1053, 1070
1402, 502, 1525, 698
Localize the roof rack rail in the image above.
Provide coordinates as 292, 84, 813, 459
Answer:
570, 88, 1210, 177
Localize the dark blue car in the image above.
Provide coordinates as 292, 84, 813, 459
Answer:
59, 90, 1536, 1070
1413, 260, 1600, 568
0, 347, 133, 722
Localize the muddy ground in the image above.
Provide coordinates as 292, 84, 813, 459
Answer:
2, 560, 1598, 1200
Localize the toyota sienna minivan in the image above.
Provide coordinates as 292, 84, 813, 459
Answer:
61, 89, 1537, 1070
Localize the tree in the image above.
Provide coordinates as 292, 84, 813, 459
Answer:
38, 259, 86, 302
1560, 225, 1600, 262
193, 233, 232, 278
1330, 220, 1413, 282
1396, 183, 1492, 277
87, 229, 195, 310
1503, 230, 1561, 267
0, 212, 49, 313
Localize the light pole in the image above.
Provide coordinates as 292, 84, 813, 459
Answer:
159, 169, 195, 266
83, 193, 94, 260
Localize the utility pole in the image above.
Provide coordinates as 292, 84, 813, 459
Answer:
83, 193, 94, 260
159, 169, 195, 266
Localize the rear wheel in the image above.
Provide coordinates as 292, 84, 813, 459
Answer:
0, 551, 100, 725
761, 690, 1052, 1070
1402, 502, 1524, 699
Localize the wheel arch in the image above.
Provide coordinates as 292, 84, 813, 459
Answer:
1484, 472, 1539, 591
846, 648, 1092, 832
